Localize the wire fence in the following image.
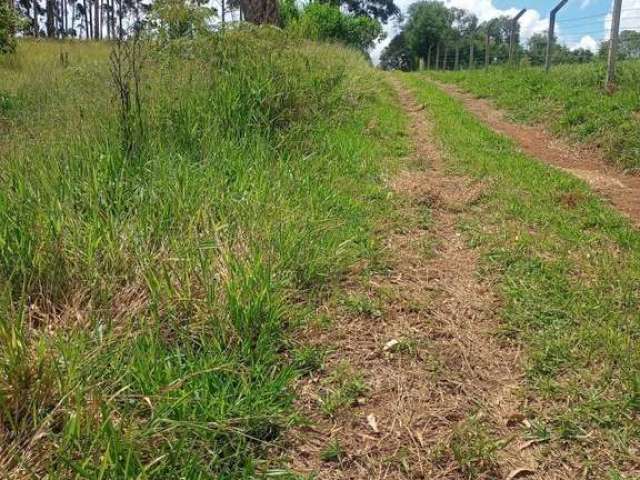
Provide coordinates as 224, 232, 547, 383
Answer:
423, 2, 640, 87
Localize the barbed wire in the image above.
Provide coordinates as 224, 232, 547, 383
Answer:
557, 11, 610, 23
557, 8, 640, 23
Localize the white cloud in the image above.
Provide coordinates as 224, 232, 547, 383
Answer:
442, 0, 547, 41
604, 0, 640, 39
569, 35, 599, 52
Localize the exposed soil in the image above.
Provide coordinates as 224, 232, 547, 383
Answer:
284, 78, 541, 479
434, 81, 640, 227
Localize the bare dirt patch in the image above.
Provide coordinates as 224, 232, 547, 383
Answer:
283, 78, 538, 479
435, 82, 640, 226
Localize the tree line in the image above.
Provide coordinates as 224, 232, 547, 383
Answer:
380, 0, 640, 71
1, 0, 401, 54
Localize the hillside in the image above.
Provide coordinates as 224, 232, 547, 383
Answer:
0, 32, 406, 477
3, 26, 640, 480
427, 61, 640, 170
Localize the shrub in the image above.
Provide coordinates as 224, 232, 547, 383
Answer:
0, 2, 19, 54
291, 3, 382, 52
147, 0, 215, 40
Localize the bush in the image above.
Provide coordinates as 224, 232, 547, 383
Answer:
291, 3, 382, 52
148, 0, 215, 40
0, 3, 19, 53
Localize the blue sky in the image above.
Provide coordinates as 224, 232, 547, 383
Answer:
373, 0, 640, 59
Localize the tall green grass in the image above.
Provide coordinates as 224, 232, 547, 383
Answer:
427, 61, 640, 170
0, 31, 406, 477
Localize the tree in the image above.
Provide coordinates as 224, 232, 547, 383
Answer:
619, 30, 640, 59
404, 1, 451, 66
1, 0, 21, 52
339, 0, 398, 23
527, 31, 549, 66
599, 30, 640, 61
449, 7, 477, 69
149, 0, 214, 39
292, 2, 382, 52
379, 31, 415, 70
480, 16, 516, 64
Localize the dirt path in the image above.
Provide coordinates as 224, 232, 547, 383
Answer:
284, 78, 539, 479
434, 81, 640, 226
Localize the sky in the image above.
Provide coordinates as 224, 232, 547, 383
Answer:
372, 0, 640, 61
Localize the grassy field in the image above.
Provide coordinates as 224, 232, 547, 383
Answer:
0, 34, 406, 477
427, 61, 640, 171
405, 73, 640, 477
4, 30, 640, 479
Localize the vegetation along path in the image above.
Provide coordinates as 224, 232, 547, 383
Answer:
286, 78, 539, 479
285, 74, 640, 478
433, 80, 640, 227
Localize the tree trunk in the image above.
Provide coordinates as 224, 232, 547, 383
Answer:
426, 45, 432, 70
435, 43, 440, 70
61, 0, 67, 37
71, 2, 75, 36
105, 0, 110, 38
469, 42, 474, 69
443, 47, 448, 70
110, 0, 115, 37
118, 0, 122, 39
57, 0, 62, 36
33, 0, 39, 36
93, 0, 99, 39
454, 46, 459, 70
85, 0, 92, 38
239, 0, 280, 25
46, 0, 55, 37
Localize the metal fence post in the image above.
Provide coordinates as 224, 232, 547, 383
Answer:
546, 0, 568, 72
485, 32, 490, 70
509, 9, 527, 65
605, 0, 623, 89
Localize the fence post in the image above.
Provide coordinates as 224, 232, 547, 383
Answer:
427, 45, 432, 70
443, 46, 449, 69
509, 9, 527, 65
546, 0, 568, 72
485, 32, 490, 70
435, 43, 440, 70
455, 46, 460, 70
469, 40, 474, 69
605, 0, 623, 90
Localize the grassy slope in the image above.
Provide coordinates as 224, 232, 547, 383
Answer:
0, 35, 406, 478
427, 62, 640, 170
405, 74, 640, 477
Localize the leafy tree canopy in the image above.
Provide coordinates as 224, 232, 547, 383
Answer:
292, 2, 383, 51
379, 31, 415, 70
319, 0, 399, 23
403, 0, 451, 58
1, 2, 24, 53
339, 0, 399, 23
148, 0, 215, 40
